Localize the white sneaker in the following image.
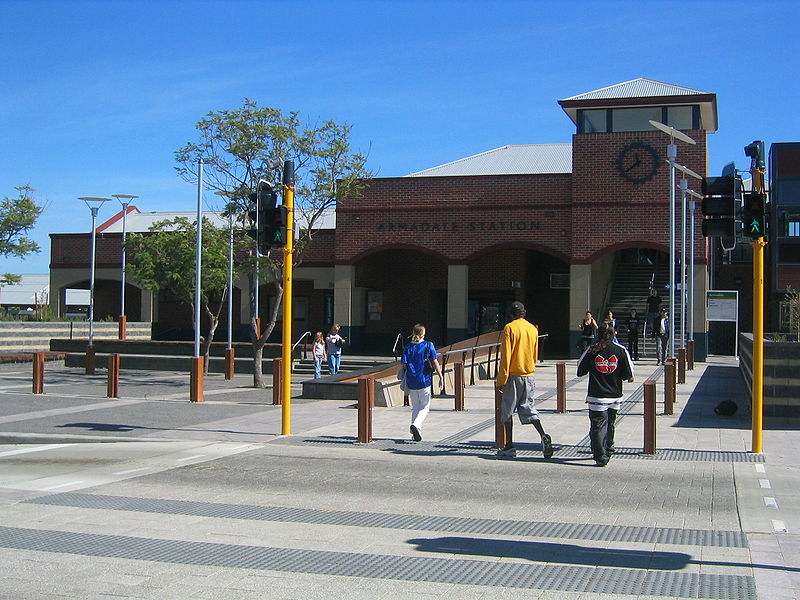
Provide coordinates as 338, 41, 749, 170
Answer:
496, 447, 517, 458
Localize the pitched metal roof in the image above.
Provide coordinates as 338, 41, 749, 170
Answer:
562, 78, 710, 101
407, 143, 572, 177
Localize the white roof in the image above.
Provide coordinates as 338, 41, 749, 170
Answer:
0, 274, 49, 306
561, 78, 710, 101
408, 143, 572, 177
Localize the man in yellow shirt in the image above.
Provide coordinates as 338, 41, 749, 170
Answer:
495, 301, 554, 459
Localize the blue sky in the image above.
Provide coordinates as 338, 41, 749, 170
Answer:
1, 0, 798, 274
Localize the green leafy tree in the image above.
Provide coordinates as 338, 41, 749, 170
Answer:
126, 217, 245, 372
0, 185, 44, 258
175, 99, 371, 387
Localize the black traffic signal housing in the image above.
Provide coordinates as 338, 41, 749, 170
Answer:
246, 181, 283, 253
741, 191, 767, 240
701, 175, 741, 250
263, 205, 289, 249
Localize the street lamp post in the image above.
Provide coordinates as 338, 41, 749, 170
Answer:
673, 163, 702, 349
111, 194, 138, 340
190, 159, 206, 402
78, 196, 110, 374
649, 120, 696, 359
215, 191, 237, 380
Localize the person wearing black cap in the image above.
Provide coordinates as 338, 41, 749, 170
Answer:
494, 301, 553, 459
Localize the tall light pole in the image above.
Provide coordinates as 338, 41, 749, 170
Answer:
215, 191, 237, 380
649, 120, 696, 358
674, 163, 702, 348
78, 196, 110, 374
686, 187, 704, 342
190, 159, 206, 402
111, 194, 138, 340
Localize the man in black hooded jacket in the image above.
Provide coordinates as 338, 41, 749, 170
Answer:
577, 325, 634, 466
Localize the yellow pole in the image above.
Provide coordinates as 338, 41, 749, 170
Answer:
751, 237, 764, 453
281, 163, 294, 435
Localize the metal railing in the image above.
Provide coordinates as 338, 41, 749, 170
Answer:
291, 330, 312, 361
392, 333, 405, 360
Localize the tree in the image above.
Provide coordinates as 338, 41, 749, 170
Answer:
0, 185, 44, 258
175, 100, 371, 387
126, 217, 245, 372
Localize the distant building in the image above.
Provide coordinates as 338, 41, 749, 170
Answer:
0, 274, 50, 315
50, 78, 733, 358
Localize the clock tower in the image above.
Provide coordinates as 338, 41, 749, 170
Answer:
558, 79, 717, 358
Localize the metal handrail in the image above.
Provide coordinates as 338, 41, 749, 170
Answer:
291, 330, 312, 360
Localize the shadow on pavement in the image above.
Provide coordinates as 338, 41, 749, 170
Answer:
407, 536, 800, 572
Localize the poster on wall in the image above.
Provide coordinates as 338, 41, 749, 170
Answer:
367, 291, 383, 321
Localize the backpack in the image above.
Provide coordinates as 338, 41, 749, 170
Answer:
714, 400, 738, 416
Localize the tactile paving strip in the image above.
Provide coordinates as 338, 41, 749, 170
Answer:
0, 525, 755, 599
25, 492, 749, 548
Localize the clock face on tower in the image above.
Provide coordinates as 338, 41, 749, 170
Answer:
615, 141, 659, 184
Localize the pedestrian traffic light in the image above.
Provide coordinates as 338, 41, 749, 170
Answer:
263, 205, 288, 249
741, 191, 767, 239
701, 175, 740, 248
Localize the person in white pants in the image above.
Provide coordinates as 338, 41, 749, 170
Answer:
401, 324, 444, 441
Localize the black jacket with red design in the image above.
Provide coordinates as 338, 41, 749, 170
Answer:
577, 341, 634, 399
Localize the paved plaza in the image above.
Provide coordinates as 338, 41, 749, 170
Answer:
0, 356, 797, 599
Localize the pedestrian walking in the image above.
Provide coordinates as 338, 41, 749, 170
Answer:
495, 301, 553, 459
626, 309, 641, 360
578, 311, 598, 352
312, 331, 327, 379
400, 324, 443, 442
656, 308, 669, 365
325, 324, 346, 375
577, 324, 634, 467
646, 288, 662, 338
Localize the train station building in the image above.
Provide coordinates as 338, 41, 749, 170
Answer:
49, 78, 719, 359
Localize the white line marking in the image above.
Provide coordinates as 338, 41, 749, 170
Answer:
112, 467, 150, 475
755, 464, 766, 473
764, 497, 779, 509
42, 481, 84, 491
759, 479, 772, 489
0, 444, 72, 458
176, 454, 206, 462
772, 520, 788, 533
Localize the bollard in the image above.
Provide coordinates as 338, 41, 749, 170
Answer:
556, 361, 567, 413
85, 344, 95, 375
664, 358, 675, 415
494, 386, 508, 449
687, 339, 695, 371
224, 347, 235, 380
32, 351, 45, 394
677, 348, 686, 384
107, 353, 120, 398
190, 356, 204, 402
118, 315, 127, 340
272, 357, 283, 405
643, 379, 657, 454
357, 376, 373, 443
454, 362, 465, 411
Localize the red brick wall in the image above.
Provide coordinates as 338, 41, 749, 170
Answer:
571, 130, 708, 265
336, 174, 572, 264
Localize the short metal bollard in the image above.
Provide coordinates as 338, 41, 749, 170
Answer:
32, 351, 45, 394
190, 356, 204, 403
85, 344, 96, 375
454, 362, 465, 411
664, 358, 675, 415
556, 361, 567, 413
357, 376, 374, 443
643, 379, 657, 454
107, 353, 120, 398
494, 386, 508, 449
677, 347, 686, 384
224, 347, 235, 380
272, 358, 283, 405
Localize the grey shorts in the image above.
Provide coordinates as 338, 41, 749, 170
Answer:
500, 375, 540, 424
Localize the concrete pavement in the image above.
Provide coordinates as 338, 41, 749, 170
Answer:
0, 356, 797, 599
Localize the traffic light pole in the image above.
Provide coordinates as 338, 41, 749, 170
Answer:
281, 161, 295, 435
752, 236, 765, 453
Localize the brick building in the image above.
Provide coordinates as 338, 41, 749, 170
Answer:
49, 78, 718, 359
